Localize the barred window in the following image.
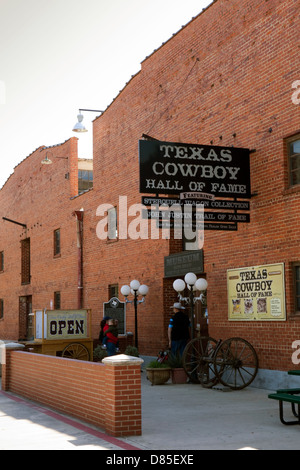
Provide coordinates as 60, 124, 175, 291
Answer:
109, 284, 118, 299
294, 263, 300, 314
288, 135, 300, 187
108, 207, 118, 240
54, 291, 61, 309
21, 238, 30, 285
54, 229, 61, 256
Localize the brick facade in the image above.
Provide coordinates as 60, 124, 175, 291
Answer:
0, 0, 300, 376
2, 348, 142, 436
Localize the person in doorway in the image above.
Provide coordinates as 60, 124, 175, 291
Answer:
168, 302, 190, 357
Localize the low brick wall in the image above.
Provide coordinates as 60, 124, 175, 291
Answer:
1, 348, 143, 437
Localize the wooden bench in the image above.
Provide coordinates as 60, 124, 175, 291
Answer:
268, 391, 300, 425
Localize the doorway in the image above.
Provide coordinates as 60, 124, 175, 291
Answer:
19, 295, 33, 340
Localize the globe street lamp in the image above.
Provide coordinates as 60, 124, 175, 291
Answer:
173, 273, 208, 340
121, 280, 149, 349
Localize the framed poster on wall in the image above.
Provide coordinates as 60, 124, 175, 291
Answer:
227, 263, 286, 321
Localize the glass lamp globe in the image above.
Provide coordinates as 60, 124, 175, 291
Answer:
139, 284, 149, 296
121, 285, 131, 297
184, 272, 197, 286
173, 279, 186, 292
130, 280, 140, 291
195, 278, 208, 291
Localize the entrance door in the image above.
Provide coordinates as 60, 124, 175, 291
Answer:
194, 279, 208, 337
19, 295, 33, 340
194, 297, 208, 337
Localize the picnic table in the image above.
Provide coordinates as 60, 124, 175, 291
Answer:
268, 370, 300, 425
288, 370, 300, 376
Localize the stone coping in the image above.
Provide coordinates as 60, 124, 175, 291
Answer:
1, 342, 25, 350
102, 354, 144, 366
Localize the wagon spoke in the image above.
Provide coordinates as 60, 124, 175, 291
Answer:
182, 337, 221, 387
62, 343, 90, 361
213, 337, 258, 390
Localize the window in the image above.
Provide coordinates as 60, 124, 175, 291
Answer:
109, 284, 119, 299
0, 251, 3, 271
294, 263, 300, 314
183, 232, 198, 251
19, 295, 32, 340
78, 169, 93, 192
108, 207, 118, 240
288, 135, 300, 187
54, 291, 61, 309
54, 229, 60, 256
21, 238, 30, 285
0, 299, 3, 319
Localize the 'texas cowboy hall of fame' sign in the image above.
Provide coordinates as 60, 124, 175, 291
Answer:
139, 140, 251, 231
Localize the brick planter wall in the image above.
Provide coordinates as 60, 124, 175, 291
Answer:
1, 348, 143, 437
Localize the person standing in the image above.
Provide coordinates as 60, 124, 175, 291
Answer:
168, 302, 190, 356
99, 316, 111, 344
105, 319, 119, 356
102, 319, 120, 354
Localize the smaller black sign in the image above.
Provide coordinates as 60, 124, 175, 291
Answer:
164, 250, 204, 278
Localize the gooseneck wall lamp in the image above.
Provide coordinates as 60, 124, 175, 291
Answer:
72, 109, 104, 133
41, 151, 68, 165
41, 153, 53, 165
173, 273, 208, 340
121, 280, 149, 349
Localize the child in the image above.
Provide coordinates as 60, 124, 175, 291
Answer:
102, 318, 119, 353
99, 316, 111, 344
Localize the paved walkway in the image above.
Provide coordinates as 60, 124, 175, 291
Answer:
1, 371, 300, 450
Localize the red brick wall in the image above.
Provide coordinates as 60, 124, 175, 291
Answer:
91, 0, 300, 368
2, 349, 142, 436
0, 138, 90, 340
0, 0, 300, 373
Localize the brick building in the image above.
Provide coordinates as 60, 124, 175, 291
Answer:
0, 0, 300, 387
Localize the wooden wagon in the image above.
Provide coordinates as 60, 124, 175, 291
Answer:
21, 309, 93, 361
182, 336, 259, 390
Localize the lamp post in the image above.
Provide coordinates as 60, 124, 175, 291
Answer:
173, 273, 208, 340
121, 280, 149, 349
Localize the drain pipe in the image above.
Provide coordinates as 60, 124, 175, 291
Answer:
73, 210, 84, 309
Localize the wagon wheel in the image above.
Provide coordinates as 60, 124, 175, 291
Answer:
62, 343, 90, 361
182, 337, 223, 387
213, 337, 258, 390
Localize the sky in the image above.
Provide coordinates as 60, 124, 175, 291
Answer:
0, 0, 212, 189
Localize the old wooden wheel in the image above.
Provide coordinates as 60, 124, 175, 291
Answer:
62, 343, 90, 361
213, 337, 258, 390
182, 336, 223, 387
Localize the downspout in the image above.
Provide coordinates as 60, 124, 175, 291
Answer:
73, 210, 84, 309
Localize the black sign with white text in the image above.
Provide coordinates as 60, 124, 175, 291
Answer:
141, 196, 250, 211
142, 209, 249, 223
139, 140, 251, 198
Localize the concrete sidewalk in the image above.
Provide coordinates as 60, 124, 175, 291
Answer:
1, 370, 300, 450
